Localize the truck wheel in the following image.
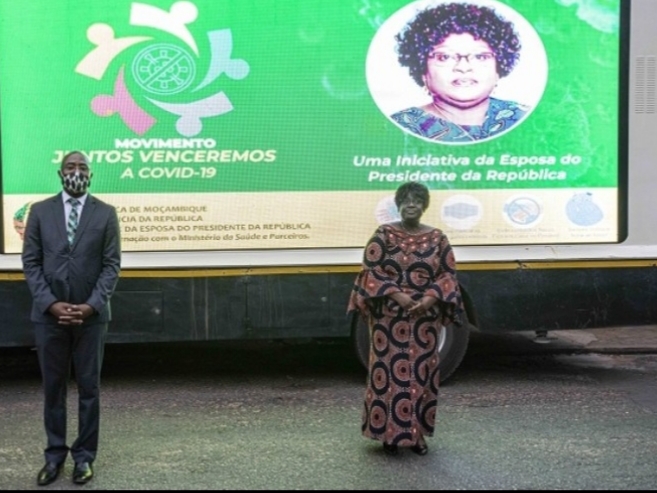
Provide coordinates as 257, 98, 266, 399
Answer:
351, 312, 470, 384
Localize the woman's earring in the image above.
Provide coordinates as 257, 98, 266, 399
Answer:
422, 79, 431, 96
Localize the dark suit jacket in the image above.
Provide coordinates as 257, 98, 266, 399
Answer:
21, 192, 121, 324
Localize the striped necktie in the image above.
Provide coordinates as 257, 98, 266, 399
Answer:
67, 198, 80, 246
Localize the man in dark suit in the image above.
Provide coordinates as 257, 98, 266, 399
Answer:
22, 151, 121, 486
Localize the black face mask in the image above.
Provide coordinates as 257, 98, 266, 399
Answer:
60, 171, 91, 195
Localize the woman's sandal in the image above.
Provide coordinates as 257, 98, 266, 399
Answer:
382, 442, 398, 455
411, 437, 428, 456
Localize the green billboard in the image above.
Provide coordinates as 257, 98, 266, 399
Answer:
0, 0, 623, 251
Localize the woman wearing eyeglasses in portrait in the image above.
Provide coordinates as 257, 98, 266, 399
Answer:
391, 2, 529, 143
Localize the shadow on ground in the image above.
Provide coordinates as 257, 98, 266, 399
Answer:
0, 330, 560, 384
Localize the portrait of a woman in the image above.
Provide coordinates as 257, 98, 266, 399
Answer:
390, 2, 530, 143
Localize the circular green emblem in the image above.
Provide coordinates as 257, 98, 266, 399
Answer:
132, 44, 196, 95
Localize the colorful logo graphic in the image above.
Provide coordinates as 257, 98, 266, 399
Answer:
75, 1, 250, 136
566, 192, 603, 226
503, 194, 542, 228
375, 195, 401, 224
441, 194, 483, 230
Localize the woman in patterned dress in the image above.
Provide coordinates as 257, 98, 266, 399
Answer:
348, 182, 464, 455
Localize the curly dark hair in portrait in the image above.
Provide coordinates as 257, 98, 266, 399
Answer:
396, 2, 521, 87
395, 181, 430, 209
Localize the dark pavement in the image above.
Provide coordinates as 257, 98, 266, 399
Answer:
0, 325, 656, 490
470, 325, 657, 354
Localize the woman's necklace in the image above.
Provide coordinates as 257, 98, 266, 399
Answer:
431, 102, 478, 142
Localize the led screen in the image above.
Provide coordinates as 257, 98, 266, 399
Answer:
0, 0, 623, 252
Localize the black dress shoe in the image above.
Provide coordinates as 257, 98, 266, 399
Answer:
382, 442, 398, 455
37, 461, 63, 486
411, 438, 428, 456
72, 462, 94, 484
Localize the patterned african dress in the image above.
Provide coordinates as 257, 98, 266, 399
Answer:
391, 97, 529, 143
348, 224, 463, 447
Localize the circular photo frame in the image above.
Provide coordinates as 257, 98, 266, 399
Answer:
366, 0, 548, 145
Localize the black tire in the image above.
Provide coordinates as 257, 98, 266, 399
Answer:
351, 312, 470, 384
